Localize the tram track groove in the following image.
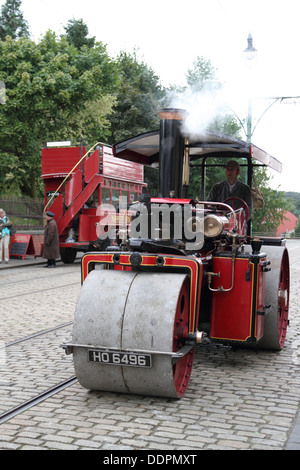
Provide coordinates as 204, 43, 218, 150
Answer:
0, 376, 78, 424
0, 322, 76, 423
0, 281, 79, 301
0, 266, 81, 287
0, 263, 80, 428
1, 321, 73, 349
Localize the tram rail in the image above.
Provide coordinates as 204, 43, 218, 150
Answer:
1, 282, 78, 301
1, 272, 78, 288
0, 241, 299, 449
1, 321, 73, 348
0, 376, 78, 424
1, 320, 75, 421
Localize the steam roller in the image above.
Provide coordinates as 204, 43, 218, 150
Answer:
61, 108, 291, 399
72, 269, 195, 398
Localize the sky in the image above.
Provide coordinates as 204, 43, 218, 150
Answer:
2, 0, 300, 192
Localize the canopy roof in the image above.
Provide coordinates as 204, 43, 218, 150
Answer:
113, 129, 282, 173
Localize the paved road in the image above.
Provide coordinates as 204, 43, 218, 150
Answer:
0, 241, 299, 450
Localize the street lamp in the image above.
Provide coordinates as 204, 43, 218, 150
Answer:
244, 33, 257, 63
242, 34, 300, 146
244, 34, 257, 142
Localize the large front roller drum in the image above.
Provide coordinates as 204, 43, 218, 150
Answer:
72, 269, 194, 398
259, 246, 290, 350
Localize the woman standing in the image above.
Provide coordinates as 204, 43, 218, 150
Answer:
0, 208, 12, 264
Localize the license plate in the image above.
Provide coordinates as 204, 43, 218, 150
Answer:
88, 349, 152, 368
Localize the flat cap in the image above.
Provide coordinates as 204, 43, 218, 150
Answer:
46, 211, 55, 217
225, 160, 240, 170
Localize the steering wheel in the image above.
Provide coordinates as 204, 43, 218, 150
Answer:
223, 196, 250, 221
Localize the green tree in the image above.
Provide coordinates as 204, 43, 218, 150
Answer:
0, 32, 118, 197
63, 18, 95, 49
108, 50, 165, 196
186, 56, 220, 93
168, 56, 242, 198
172, 55, 290, 235
110, 50, 165, 142
251, 169, 292, 235
285, 191, 300, 217
0, 0, 29, 40
294, 218, 300, 237
185, 56, 241, 137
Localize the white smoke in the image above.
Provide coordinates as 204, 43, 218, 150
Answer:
168, 85, 232, 137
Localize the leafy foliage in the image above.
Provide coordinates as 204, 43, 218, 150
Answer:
64, 18, 95, 49
0, 14, 296, 234
0, 32, 118, 196
285, 192, 300, 217
110, 50, 164, 142
251, 169, 293, 234
0, 0, 29, 40
294, 218, 300, 236
186, 56, 220, 92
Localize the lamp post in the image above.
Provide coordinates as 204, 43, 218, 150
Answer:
244, 34, 257, 143
244, 33, 257, 62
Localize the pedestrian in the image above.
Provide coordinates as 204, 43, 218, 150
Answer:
42, 211, 59, 268
207, 160, 253, 218
0, 208, 12, 264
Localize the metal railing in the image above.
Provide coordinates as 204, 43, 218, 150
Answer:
0, 196, 44, 230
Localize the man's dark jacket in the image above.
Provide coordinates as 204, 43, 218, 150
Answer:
207, 179, 253, 218
42, 218, 59, 260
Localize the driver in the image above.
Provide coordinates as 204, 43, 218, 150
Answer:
207, 160, 253, 218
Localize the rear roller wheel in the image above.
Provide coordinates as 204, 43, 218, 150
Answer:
72, 269, 194, 398
258, 246, 290, 350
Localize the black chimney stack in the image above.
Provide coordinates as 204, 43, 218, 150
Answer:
159, 109, 186, 198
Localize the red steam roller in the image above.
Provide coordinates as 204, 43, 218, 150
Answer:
60, 108, 289, 398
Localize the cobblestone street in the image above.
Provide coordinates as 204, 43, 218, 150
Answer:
0, 240, 299, 450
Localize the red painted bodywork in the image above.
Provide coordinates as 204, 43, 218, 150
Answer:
210, 254, 266, 343
42, 145, 146, 249
42, 146, 84, 179
80, 248, 266, 343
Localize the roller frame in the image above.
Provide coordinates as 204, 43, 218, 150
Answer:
62, 342, 195, 364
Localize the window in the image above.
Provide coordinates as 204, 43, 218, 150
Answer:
101, 188, 110, 205
111, 189, 120, 207
130, 193, 137, 203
